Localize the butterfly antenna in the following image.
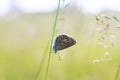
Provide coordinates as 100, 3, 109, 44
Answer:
57, 53, 61, 61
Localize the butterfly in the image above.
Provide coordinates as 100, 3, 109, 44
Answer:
52, 34, 76, 53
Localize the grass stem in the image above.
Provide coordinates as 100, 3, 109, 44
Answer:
44, 0, 61, 80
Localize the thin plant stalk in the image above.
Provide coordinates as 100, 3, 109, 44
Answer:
44, 0, 61, 80
35, 0, 60, 79
115, 53, 120, 80
35, 41, 50, 80
115, 65, 120, 80
115, 41, 120, 80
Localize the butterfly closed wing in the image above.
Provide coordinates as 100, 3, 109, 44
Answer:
53, 34, 76, 53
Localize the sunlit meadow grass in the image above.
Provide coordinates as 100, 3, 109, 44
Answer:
0, 2, 120, 80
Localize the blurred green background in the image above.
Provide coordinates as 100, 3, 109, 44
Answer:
0, 7, 120, 80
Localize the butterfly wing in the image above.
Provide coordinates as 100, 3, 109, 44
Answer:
53, 34, 76, 53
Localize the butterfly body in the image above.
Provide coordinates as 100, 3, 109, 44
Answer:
53, 34, 76, 53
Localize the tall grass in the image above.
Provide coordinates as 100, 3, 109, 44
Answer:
95, 15, 120, 80
115, 65, 120, 80
115, 41, 120, 80
35, 0, 61, 80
